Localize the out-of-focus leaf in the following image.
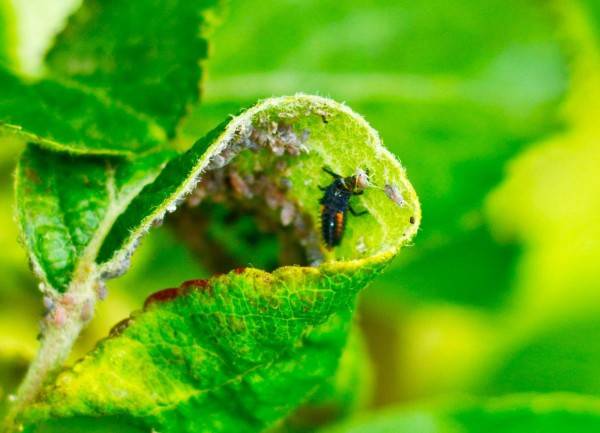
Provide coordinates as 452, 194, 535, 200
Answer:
581, 0, 600, 38
488, 318, 600, 395
1, 0, 222, 155
0, 352, 29, 421
0, 139, 40, 408
0, 137, 33, 296
488, 127, 600, 323
19, 95, 419, 433
0, 0, 16, 67
205, 0, 559, 78
8, 0, 80, 74
183, 0, 567, 308
366, 0, 600, 405
45, 0, 221, 138
467, 0, 600, 398
487, 0, 600, 326
0, 296, 37, 407
0, 67, 168, 155
377, 224, 519, 308
325, 394, 600, 433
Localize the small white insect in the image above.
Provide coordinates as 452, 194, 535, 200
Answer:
52, 305, 66, 327
96, 282, 108, 301
280, 202, 295, 226
384, 184, 405, 207
43, 296, 54, 311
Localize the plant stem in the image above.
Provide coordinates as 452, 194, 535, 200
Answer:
3, 287, 96, 432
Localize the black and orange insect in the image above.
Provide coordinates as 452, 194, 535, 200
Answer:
319, 167, 369, 249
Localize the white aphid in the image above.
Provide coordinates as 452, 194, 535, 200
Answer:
384, 184, 405, 207
280, 202, 295, 226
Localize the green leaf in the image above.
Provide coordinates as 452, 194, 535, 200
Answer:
45, 0, 221, 138
480, 0, 600, 395
96, 95, 419, 270
16, 146, 172, 292
487, 318, 600, 395
21, 266, 370, 433
0, 0, 221, 155
182, 0, 568, 309
325, 394, 600, 433
581, 0, 600, 41
272, 325, 373, 433
0, 67, 168, 156
17, 94, 419, 432
0, 0, 16, 67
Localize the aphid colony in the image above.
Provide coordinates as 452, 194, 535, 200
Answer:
181, 112, 413, 256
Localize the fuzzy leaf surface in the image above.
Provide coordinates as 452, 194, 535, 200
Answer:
19, 95, 419, 432
97, 94, 420, 270
16, 146, 171, 292
22, 265, 376, 432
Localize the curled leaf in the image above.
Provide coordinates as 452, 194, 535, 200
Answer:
19, 95, 419, 432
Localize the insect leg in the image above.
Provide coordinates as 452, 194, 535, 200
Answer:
322, 166, 341, 179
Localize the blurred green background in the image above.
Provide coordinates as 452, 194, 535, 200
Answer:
1, 0, 600, 427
